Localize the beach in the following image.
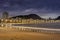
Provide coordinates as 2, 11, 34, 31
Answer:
0, 27, 60, 40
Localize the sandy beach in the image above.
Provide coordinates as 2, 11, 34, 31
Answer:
0, 27, 60, 40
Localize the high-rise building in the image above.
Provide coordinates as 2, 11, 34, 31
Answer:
2, 11, 9, 19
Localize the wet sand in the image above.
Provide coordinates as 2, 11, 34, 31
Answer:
0, 31, 60, 40
0, 27, 60, 40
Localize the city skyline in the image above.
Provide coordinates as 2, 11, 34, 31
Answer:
0, 0, 60, 18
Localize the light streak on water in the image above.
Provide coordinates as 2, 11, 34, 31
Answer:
13, 26, 60, 32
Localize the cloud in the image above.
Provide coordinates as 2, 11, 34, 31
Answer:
0, 0, 60, 18
0, 0, 60, 10
7, 8, 60, 19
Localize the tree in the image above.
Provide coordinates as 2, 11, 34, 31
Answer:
2, 11, 9, 19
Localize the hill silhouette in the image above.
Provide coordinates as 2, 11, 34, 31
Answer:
55, 16, 60, 20
10, 14, 43, 19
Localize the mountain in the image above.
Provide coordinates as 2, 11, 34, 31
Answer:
55, 16, 60, 20
10, 14, 43, 19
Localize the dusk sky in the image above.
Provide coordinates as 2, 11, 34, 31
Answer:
0, 0, 60, 19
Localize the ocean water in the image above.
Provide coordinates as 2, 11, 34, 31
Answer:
12, 22, 60, 29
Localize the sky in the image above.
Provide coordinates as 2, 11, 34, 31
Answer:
0, 0, 60, 19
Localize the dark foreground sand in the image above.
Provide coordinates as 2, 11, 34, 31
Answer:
0, 32, 60, 40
